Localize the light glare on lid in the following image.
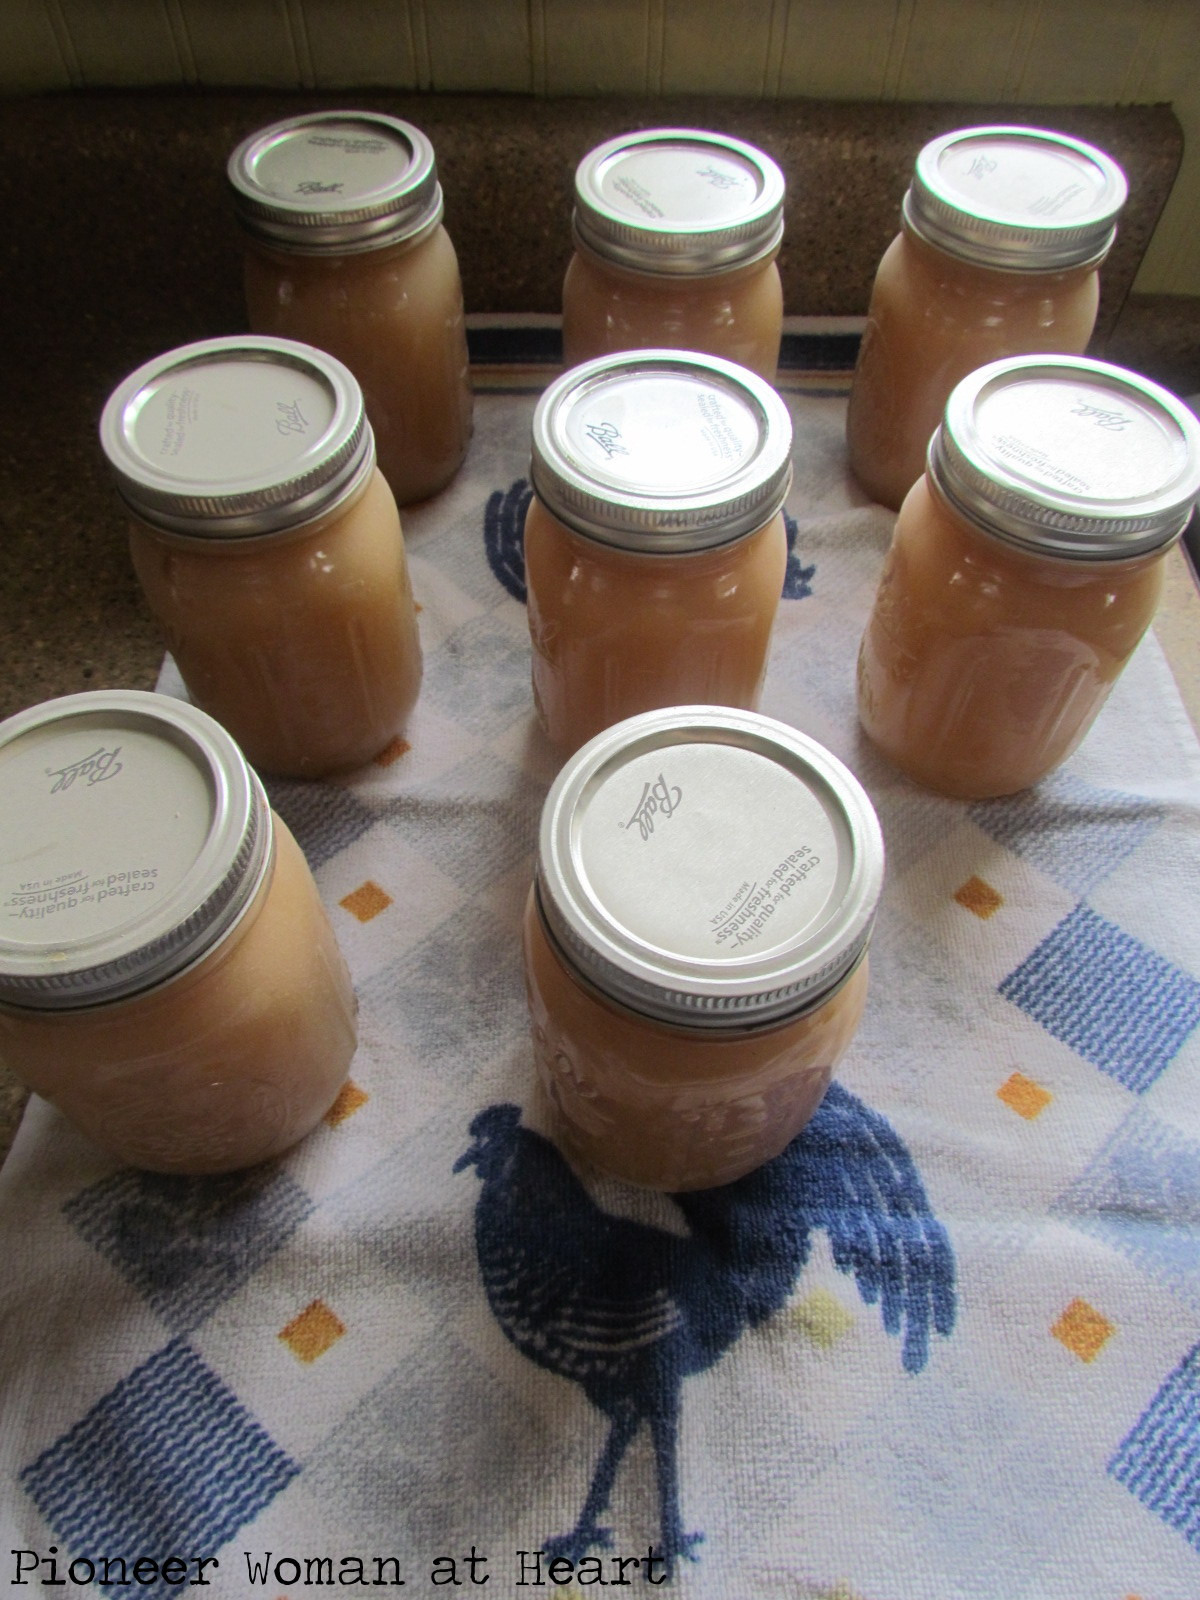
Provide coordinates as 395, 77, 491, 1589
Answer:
0, 691, 272, 1009
227, 110, 443, 252
906, 125, 1127, 271
99, 335, 372, 538
531, 350, 793, 552
933, 354, 1200, 557
537, 706, 884, 1026
574, 128, 786, 274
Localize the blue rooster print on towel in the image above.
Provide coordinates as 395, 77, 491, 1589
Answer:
483, 478, 816, 604
455, 1084, 956, 1575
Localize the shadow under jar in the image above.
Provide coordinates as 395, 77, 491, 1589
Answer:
856, 355, 1200, 799
228, 110, 473, 506
524, 350, 793, 759
101, 335, 422, 780
524, 706, 884, 1191
0, 692, 357, 1174
846, 125, 1127, 511
562, 128, 786, 383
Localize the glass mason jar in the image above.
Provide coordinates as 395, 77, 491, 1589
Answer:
846, 125, 1127, 510
856, 355, 1200, 799
562, 128, 786, 383
100, 335, 423, 779
524, 706, 884, 1191
525, 350, 793, 759
228, 111, 473, 505
0, 691, 358, 1174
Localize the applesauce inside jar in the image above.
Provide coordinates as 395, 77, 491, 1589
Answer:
857, 356, 1200, 798
562, 128, 785, 382
229, 111, 472, 505
0, 692, 357, 1174
525, 707, 884, 1190
524, 350, 792, 758
101, 335, 422, 779
846, 126, 1127, 511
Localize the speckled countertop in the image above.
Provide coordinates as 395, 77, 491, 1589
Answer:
2, 88, 1199, 1167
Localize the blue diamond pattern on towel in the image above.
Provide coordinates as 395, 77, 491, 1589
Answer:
378, 750, 543, 891
20, 1339, 299, 1596
999, 903, 1200, 1092
265, 778, 378, 871
422, 612, 534, 735
64, 1168, 314, 1335
969, 773, 1166, 898
1054, 1106, 1200, 1309
357, 905, 527, 1086
1110, 1340, 1200, 1554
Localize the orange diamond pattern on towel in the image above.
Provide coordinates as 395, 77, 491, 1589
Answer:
340, 880, 393, 923
374, 736, 411, 768
280, 1300, 346, 1364
325, 1081, 369, 1127
1053, 1298, 1115, 1363
954, 875, 1004, 919
998, 1072, 1053, 1120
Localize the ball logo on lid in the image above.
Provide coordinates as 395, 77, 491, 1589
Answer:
1070, 399, 1131, 432
696, 163, 746, 192
621, 774, 683, 841
584, 421, 629, 460
46, 745, 123, 793
275, 397, 311, 437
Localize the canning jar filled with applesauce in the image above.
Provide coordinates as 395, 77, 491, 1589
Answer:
525, 350, 793, 758
101, 335, 422, 779
524, 706, 884, 1190
562, 128, 786, 382
228, 111, 472, 505
856, 355, 1200, 799
0, 691, 358, 1174
846, 125, 1127, 510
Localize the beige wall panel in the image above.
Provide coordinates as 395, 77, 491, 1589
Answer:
57, 0, 186, 86
1001, 0, 1169, 104
659, 0, 785, 97
1124, 1, 1200, 295
887, 0, 1038, 102
178, 0, 307, 86
299, 0, 421, 88
422, 0, 532, 91
541, 0, 657, 95
777, 0, 898, 100
0, 3, 74, 90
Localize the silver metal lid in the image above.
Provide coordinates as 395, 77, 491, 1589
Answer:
904, 125, 1127, 271
227, 110, 443, 254
931, 355, 1200, 559
573, 128, 786, 275
0, 691, 273, 1011
99, 335, 373, 538
530, 350, 793, 551
537, 706, 884, 1028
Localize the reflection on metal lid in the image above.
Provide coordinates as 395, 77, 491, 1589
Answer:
99, 335, 372, 538
933, 355, 1200, 558
227, 111, 443, 253
537, 706, 884, 1027
905, 125, 1126, 271
0, 691, 272, 1009
530, 350, 793, 551
573, 128, 785, 275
